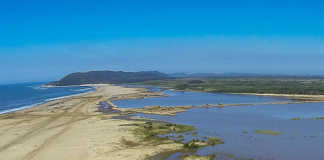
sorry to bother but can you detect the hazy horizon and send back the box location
[1,1,324,84]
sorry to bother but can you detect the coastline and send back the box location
[0,84,181,160]
[2,84,324,160]
[0,85,96,115]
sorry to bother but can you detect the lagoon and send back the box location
[115,86,324,160]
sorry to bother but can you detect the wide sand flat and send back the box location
[0,84,177,160]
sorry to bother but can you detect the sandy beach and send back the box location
[0,84,180,160]
[2,84,324,160]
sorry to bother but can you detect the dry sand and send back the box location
[0,84,179,160]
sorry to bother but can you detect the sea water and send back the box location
[0,82,94,114]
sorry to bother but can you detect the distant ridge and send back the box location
[50,70,324,86]
[169,72,324,78]
[49,70,169,86]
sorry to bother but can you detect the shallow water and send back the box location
[114,87,285,108]
[116,86,324,160]
[142,104,324,160]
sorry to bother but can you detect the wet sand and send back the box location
[0,84,179,160]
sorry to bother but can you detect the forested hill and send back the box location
[48,71,170,86]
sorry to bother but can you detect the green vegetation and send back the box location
[242,130,249,134]
[315,117,324,120]
[307,117,324,120]
[178,152,256,160]
[206,137,224,146]
[182,136,224,152]
[133,122,196,142]
[255,129,282,136]
[49,70,170,86]
[179,153,217,160]
[140,78,324,95]
[137,122,226,160]
[291,117,302,120]
[183,139,201,152]
[291,117,324,120]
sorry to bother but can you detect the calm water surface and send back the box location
[114,87,286,108]
[115,86,324,160]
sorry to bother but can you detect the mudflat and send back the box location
[0,84,178,160]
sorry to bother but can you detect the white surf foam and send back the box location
[0,87,95,115]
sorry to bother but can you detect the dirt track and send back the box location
[0,84,179,160]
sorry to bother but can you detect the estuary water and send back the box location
[114,86,324,160]
[0,82,94,114]
[114,86,285,108]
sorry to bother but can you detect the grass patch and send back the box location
[133,122,225,160]
[315,117,324,120]
[133,122,196,142]
[255,129,282,136]
[182,136,224,152]
[179,153,217,160]
[206,137,224,146]
[291,117,324,120]
[138,78,324,95]
[291,117,302,120]
[183,139,201,152]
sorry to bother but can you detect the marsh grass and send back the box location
[315,117,324,120]
[291,117,301,120]
[133,122,225,160]
[182,136,224,152]
[255,129,282,136]
[183,139,201,152]
[291,117,324,120]
[133,122,196,142]
[179,153,217,160]
[206,137,224,146]
[242,130,249,134]
[139,78,324,95]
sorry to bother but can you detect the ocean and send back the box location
[0,82,94,114]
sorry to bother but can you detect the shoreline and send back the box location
[0,84,183,160]
[162,87,324,102]
[231,92,324,102]
[166,87,324,102]
[2,84,324,159]
[0,85,96,115]
[4,83,323,117]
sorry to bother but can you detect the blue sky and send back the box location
[1,0,324,84]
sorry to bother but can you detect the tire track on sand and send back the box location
[23,98,99,160]
[0,119,34,136]
[0,101,84,153]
